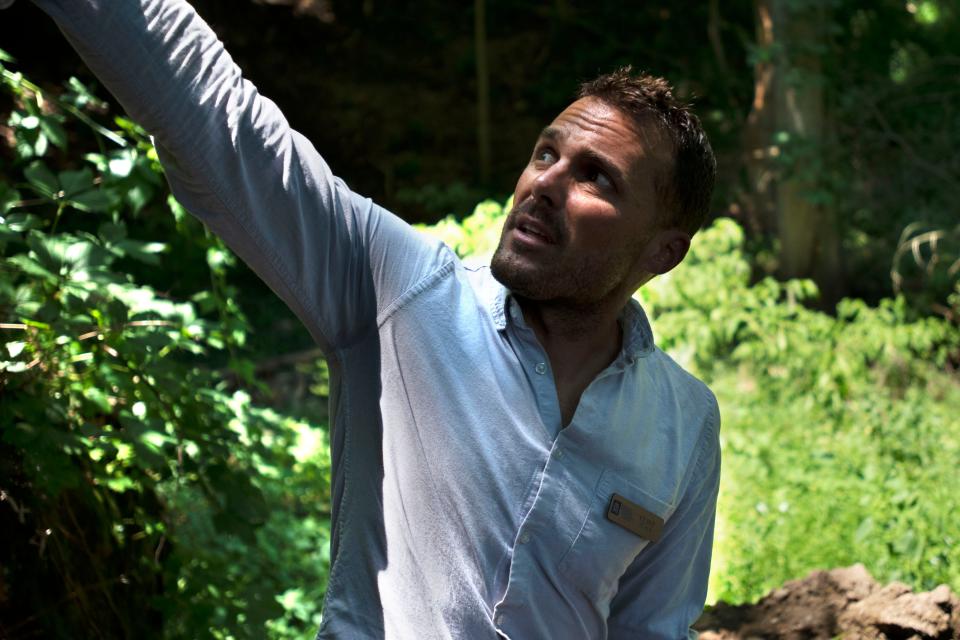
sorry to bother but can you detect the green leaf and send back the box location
[107,155,134,178]
[84,387,112,413]
[4,341,26,358]
[0,183,20,213]
[65,76,104,110]
[853,517,874,543]
[68,189,116,213]
[19,115,40,130]
[98,221,127,244]
[0,48,14,63]
[39,116,67,150]
[83,152,108,172]
[58,169,94,198]
[13,135,36,162]
[105,476,137,492]
[7,254,56,281]
[0,360,32,373]
[24,232,101,275]
[167,194,188,225]
[125,183,153,214]
[115,240,166,265]
[23,161,58,198]
[32,132,48,157]
[2,212,41,232]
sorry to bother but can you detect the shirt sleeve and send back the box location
[32,0,450,353]
[606,400,721,640]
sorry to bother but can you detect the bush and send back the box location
[0,52,329,639]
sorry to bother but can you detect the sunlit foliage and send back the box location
[1,52,330,639]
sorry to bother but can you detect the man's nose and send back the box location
[530,161,567,208]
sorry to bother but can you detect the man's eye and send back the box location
[534,148,557,163]
[585,167,613,190]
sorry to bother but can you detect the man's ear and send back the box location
[642,229,691,275]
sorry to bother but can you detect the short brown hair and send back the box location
[578,67,716,235]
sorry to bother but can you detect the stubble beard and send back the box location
[490,230,635,309]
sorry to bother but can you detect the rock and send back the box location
[695,565,960,640]
[839,580,960,640]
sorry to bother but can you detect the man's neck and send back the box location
[517,296,626,426]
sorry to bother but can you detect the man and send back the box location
[24,0,720,638]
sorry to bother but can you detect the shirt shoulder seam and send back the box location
[376,257,458,328]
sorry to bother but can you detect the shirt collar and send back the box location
[489,279,655,360]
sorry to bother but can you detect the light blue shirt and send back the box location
[32,1,721,638]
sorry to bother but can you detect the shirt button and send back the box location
[534,362,547,375]
[496,613,504,625]
[519,532,531,544]
[554,448,564,459]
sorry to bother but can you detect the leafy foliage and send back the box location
[0,52,329,639]
[639,220,960,602]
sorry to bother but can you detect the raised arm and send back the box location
[30,0,449,352]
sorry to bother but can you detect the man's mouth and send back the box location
[512,211,559,247]
[517,221,551,242]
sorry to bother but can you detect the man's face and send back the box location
[491,96,675,307]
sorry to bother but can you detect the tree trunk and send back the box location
[741,0,843,303]
[474,0,491,186]
[740,0,777,238]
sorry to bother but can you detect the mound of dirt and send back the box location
[694,564,960,639]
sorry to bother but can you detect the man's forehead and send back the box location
[542,97,671,171]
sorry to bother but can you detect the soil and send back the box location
[694,565,960,639]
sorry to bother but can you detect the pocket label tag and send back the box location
[606,493,664,542]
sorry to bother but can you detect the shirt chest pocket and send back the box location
[558,469,672,604]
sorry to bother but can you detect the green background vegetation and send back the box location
[1,0,959,637]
